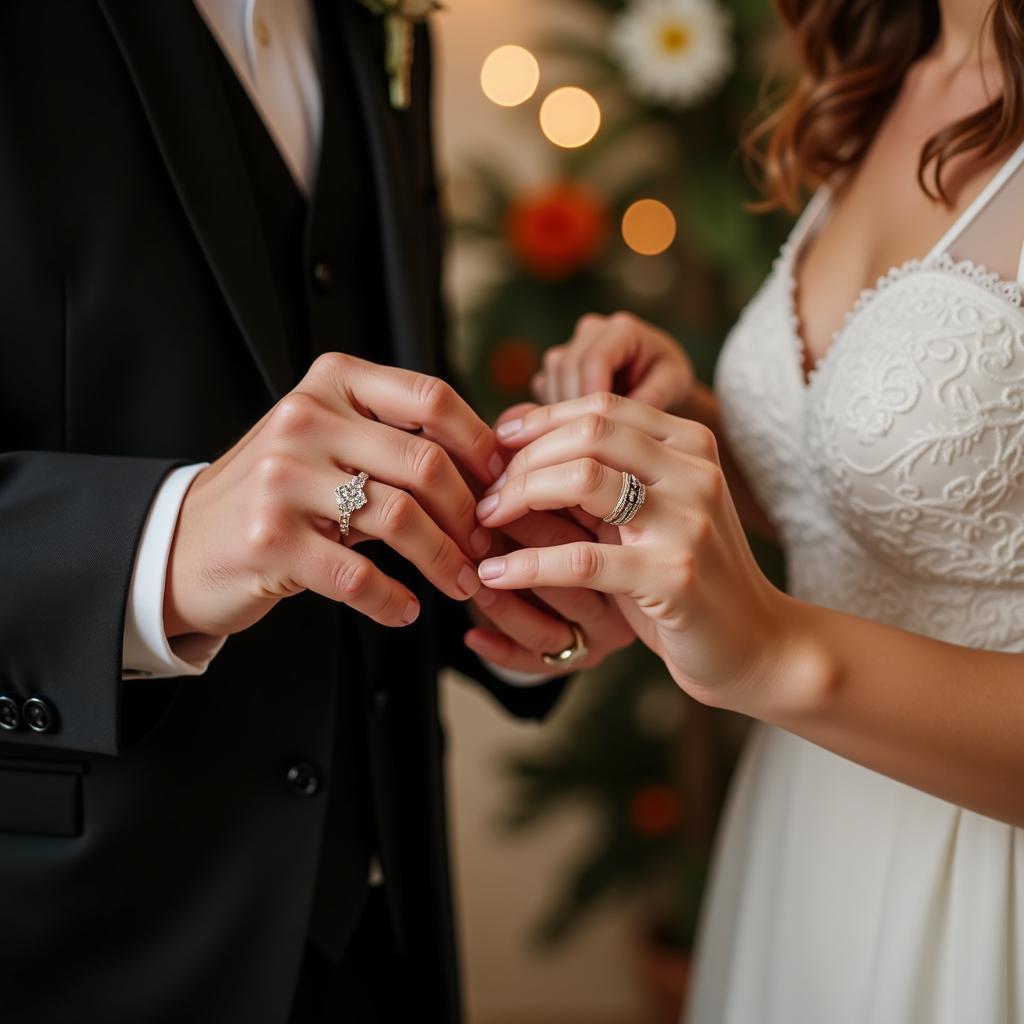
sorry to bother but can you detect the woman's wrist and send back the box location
[733,593,842,725]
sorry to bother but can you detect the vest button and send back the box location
[23,696,56,734]
[312,260,333,292]
[0,695,21,732]
[285,760,322,797]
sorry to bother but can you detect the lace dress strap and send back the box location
[933,140,1024,286]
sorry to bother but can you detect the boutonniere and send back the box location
[358,0,443,110]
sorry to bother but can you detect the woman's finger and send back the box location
[538,346,564,404]
[477,459,650,528]
[496,415,673,486]
[496,392,718,464]
[298,470,481,602]
[478,541,639,596]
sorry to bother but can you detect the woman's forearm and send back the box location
[763,596,1024,828]
[683,382,777,541]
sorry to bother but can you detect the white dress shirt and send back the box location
[121,0,546,688]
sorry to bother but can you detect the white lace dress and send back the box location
[686,145,1024,1023]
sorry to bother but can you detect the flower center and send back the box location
[659,21,691,54]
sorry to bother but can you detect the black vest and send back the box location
[211,4,391,963]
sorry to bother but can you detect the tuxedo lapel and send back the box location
[338,4,431,374]
[96,0,294,400]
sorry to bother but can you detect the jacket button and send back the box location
[311,260,333,292]
[285,761,322,797]
[374,688,389,714]
[0,695,21,732]
[22,696,56,734]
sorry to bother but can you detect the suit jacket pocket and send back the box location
[0,755,85,837]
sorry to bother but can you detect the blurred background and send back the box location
[435,2,792,1021]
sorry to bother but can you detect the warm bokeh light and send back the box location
[539,87,601,149]
[622,199,677,255]
[481,45,540,107]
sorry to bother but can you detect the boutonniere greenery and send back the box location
[358,0,443,110]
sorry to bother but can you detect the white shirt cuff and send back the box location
[122,463,227,679]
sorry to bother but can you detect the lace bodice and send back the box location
[715,144,1024,652]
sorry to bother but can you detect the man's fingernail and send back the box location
[474,586,496,608]
[485,471,507,495]
[496,419,522,440]
[402,599,420,625]
[458,564,481,598]
[471,527,491,557]
[476,493,499,520]
[488,452,505,479]
[478,557,506,581]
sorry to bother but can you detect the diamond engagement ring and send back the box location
[603,471,646,527]
[334,472,369,539]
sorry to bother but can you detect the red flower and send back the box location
[505,182,608,280]
[489,337,540,395]
[629,784,683,837]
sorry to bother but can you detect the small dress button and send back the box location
[0,695,21,732]
[22,696,56,734]
[374,689,389,714]
[311,260,333,292]
[285,760,322,797]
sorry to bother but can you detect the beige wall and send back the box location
[434,4,650,1022]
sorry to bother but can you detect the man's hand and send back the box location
[464,510,635,677]
[163,353,503,639]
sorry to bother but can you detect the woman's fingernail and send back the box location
[488,452,505,479]
[458,564,481,598]
[478,557,506,581]
[471,527,491,557]
[402,599,420,625]
[474,586,496,608]
[476,493,499,520]
[496,419,523,440]
[485,471,507,495]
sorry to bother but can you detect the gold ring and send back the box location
[541,621,588,667]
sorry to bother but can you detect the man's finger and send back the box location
[305,353,502,484]
[297,533,421,627]
[302,472,481,602]
[464,626,556,675]
[327,419,490,559]
[471,586,575,657]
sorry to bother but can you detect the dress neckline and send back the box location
[786,139,1024,390]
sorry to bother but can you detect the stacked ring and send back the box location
[603,471,646,527]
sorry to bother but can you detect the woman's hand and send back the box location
[465,510,635,677]
[532,312,695,416]
[478,393,796,713]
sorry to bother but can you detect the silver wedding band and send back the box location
[541,621,588,668]
[603,471,646,527]
[335,472,370,539]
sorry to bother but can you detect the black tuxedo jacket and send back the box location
[0,3,563,1021]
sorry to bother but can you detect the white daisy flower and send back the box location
[610,0,734,109]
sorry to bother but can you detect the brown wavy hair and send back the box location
[746,0,1024,211]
